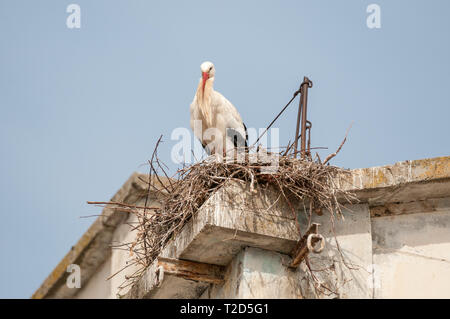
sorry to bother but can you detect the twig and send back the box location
[86,201,160,210]
[322,122,353,165]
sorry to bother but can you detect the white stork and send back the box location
[190,61,248,157]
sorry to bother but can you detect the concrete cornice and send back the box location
[337,156,450,206]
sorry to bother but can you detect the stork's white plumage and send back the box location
[190,61,247,156]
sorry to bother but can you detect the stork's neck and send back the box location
[196,76,214,100]
[196,77,214,126]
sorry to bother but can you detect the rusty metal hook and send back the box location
[307,233,325,254]
[301,78,313,89]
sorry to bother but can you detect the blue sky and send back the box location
[0,0,449,298]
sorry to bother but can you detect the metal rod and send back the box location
[306,120,312,159]
[300,77,311,159]
[293,77,313,158]
[293,88,303,157]
[252,92,300,148]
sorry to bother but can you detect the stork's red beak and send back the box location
[202,72,209,92]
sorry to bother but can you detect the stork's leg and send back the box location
[201,141,211,156]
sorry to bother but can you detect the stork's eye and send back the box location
[209,66,213,71]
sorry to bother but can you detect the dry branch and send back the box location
[322,123,353,165]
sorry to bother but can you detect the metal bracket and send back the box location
[288,222,325,269]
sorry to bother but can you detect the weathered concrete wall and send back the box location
[298,204,374,299]
[371,204,450,298]
[199,204,373,299]
[75,255,112,298]
[200,247,302,299]
[75,212,141,299]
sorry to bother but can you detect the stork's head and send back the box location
[200,61,215,81]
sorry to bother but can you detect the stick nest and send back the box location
[97,141,356,296]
